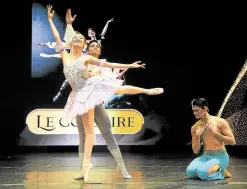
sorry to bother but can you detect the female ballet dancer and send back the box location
[54,9,114,101]
[47,5,163,182]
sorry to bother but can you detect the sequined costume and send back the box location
[61,57,123,122]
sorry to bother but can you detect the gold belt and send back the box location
[203,148,227,155]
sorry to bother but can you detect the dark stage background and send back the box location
[1,0,247,154]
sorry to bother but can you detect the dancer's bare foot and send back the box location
[146,88,164,95]
[223,169,232,178]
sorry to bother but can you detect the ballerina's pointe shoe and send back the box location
[147,88,164,95]
[82,160,92,183]
[74,160,93,181]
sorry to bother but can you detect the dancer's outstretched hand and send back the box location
[66,9,77,24]
[47,4,54,19]
[130,61,146,69]
[108,18,114,23]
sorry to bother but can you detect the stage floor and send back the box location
[0,151,246,189]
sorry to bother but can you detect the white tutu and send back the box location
[61,57,125,122]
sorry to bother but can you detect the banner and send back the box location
[26,109,144,135]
